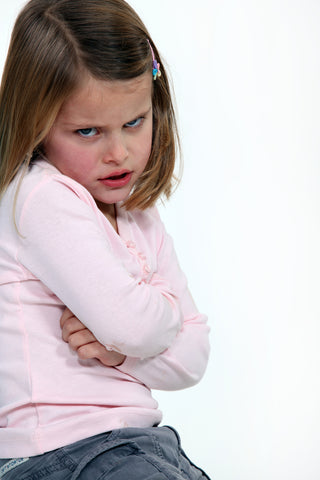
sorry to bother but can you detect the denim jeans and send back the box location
[0,426,211,479]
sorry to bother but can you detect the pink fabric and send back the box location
[0,160,210,458]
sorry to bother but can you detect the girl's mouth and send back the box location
[99,171,133,188]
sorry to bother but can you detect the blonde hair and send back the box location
[0,0,180,210]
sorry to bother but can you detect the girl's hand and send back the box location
[60,308,126,366]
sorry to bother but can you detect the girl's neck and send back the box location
[96,202,118,233]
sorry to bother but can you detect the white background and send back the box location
[2,1,320,479]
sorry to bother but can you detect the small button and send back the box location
[126,240,136,249]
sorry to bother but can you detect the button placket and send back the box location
[125,240,151,282]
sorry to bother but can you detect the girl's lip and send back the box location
[99,170,133,188]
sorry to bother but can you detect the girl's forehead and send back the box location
[58,72,153,122]
[71,72,152,103]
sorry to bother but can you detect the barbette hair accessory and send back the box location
[147,40,161,80]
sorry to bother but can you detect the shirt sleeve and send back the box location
[17,176,183,358]
[116,209,210,391]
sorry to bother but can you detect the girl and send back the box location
[0,0,210,478]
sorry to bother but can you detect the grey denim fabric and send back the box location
[0,426,211,479]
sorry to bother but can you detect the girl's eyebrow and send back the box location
[61,106,153,128]
[127,106,152,121]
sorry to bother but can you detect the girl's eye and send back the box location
[125,117,143,128]
[77,127,98,138]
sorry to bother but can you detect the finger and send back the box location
[67,329,97,351]
[61,317,87,342]
[78,342,126,366]
[98,350,126,367]
[60,307,75,329]
[77,341,105,360]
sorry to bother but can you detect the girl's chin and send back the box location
[94,191,131,208]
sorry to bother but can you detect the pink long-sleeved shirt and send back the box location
[0,160,210,458]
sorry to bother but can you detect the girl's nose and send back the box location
[102,132,129,164]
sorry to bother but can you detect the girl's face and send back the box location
[44,72,153,214]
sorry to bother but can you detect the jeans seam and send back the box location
[97,451,174,480]
[70,440,141,479]
[55,448,77,473]
[21,451,76,480]
[150,433,165,460]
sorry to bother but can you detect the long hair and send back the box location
[0,0,180,210]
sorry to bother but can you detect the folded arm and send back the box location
[59,207,210,390]
[60,307,126,366]
[17,176,183,358]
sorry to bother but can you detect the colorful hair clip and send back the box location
[147,39,161,81]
